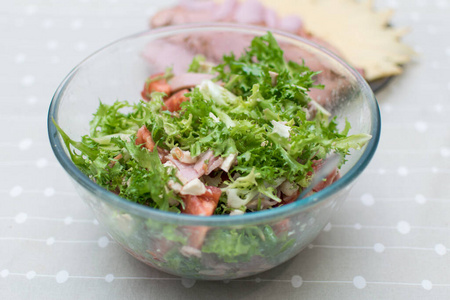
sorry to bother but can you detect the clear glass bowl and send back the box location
[48,23,380,280]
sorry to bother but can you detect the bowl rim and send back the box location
[48,23,381,226]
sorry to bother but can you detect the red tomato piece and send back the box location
[163,89,189,112]
[181,186,222,217]
[141,73,172,101]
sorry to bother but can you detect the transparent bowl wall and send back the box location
[48,24,380,280]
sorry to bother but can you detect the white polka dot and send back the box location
[71,19,83,30]
[381,104,392,113]
[27,96,38,104]
[434,244,447,256]
[415,121,428,133]
[353,276,366,289]
[181,278,196,288]
[93,219,99,225]
[373,243,385,253]
[56,270,69,283]
[397,221,411,234]
[15,53,26,64]
[414,194,427,204]
[47,40,59,50]
[255,277,261,283]
[19,138,33,150]
[15,213,28,224]
[434,104,443,113]
[378,168,386,175]
[50,56,60,64]
[422,279,432,290]
[21,75,35,87]
[440,147,450,157]
[75,42,87,52]
[397,167,409,176]
[44,187,55,197]
[26,271,36,280]
[46,237,55,245]
[361,193,374,206]
[97,236,109,248]
[25,5,38,15]
[64,216,73,225]
[1,269,9,278]
[291,275,303,288]
[410,12,421,21]
[323,222,332,232]
[10,186,23,197]
[105,274,114,283]
[354,223,362,230]
[42,19,54,29]
[36,158,48,168]
[432,167,439,174]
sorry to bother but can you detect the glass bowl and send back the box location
[48,23,380,280]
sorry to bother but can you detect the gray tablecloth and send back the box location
[1,0,449,299]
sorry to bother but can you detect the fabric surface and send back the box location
[1,0,449,299]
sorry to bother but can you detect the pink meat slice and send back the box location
[142,39,196,74]
[194,150,214,174]
[169,73,215,92]
[205,156,224,175]
[165,155,201,184]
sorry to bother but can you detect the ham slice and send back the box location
[165,155,200,184]
[169,73,215,92]
[194,150,214,174]
[205,156,224,175]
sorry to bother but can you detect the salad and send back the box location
[54,32,371,276]
[55,32,370,218]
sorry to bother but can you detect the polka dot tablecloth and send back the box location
[1,0,449,299]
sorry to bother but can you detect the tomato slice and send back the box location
[181,186,221,216]
[141,73,172,101]
[163,89,189,112]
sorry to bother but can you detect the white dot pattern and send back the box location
[353,276,366,289]
[1,0,449,298]
[56,270,69,283]
[181,278,196,288]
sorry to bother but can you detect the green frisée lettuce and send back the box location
[53,32,372,274]
[54,32,371,216]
